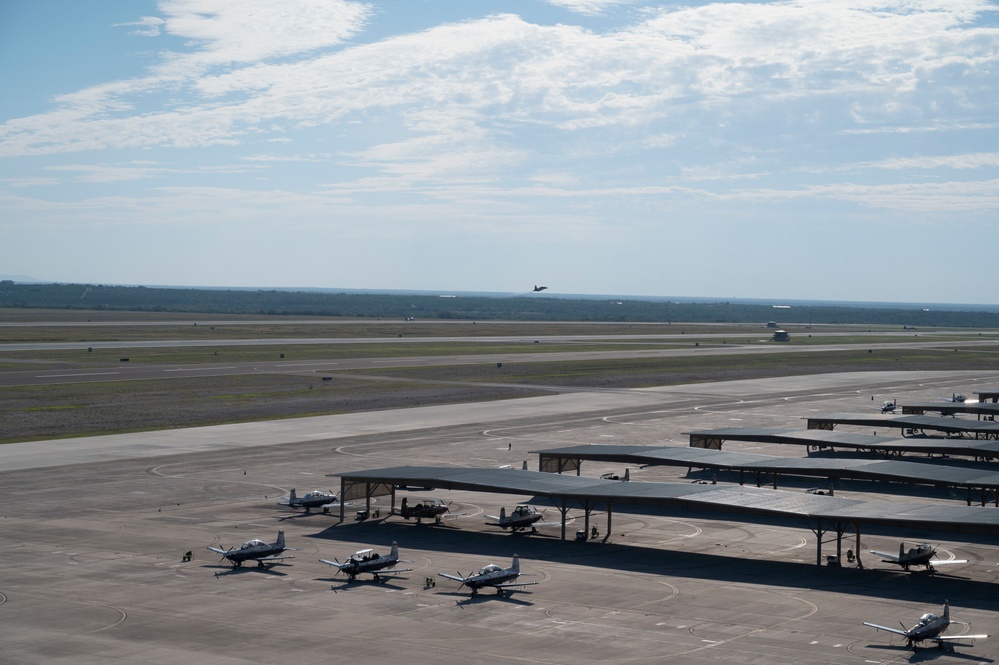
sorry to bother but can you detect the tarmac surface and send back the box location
[3,370,999,664]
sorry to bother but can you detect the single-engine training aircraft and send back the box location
[397,497,451,523]
[881,399,897,413]
[533,285,547,292]
[278,488,341,513]
[319,541,412,582]
[864,601,988,649]
[207,531,294,568]
[438,554,537,597]
[870,542,967,572]
[484,505,559,533]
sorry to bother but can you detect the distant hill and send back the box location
[2,281,999,328]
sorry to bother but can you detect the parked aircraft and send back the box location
[207,531,294,568]
[320,541,412,582]
[870,543,967,572]
[864,601,988,649]
[397,497,450,523]
[278,488,341,513]
[881,399,897,413]
[533,285,547,292]
[484,505,558,533]
[438,554,537,597]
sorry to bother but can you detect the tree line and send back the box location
[1,281,997,327]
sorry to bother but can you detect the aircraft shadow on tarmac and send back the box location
[207,564,291,578]
[327,578,408,592]
[865,643,995,663]
[448,592,534,608]
[306,522,999,611]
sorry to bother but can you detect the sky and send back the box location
[1,0,998,304]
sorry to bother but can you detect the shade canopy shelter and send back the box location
[689,426,999,457]
[535,443,999,505]
[804,413,999,439]
[335,466,999,568]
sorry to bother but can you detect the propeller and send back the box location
[218,547,234,565]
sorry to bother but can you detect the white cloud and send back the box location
[2,1,997,161]
[545,0,638,16]
[113,16,166,37]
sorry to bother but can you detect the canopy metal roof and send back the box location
[685,427,999,459]
[335,466,999,566]
[534,443,999,505]
[804,413,999,438]
[901,402,999,418]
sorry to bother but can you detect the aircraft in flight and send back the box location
[532,285,547,292]
[278,488,341,513]
[438,554,537,597]
[207,531,294,568]
[864,601,988,649]
[870,542,967,572]
[397,497,451,524]
[484,505,559,533]
[320,541,412,583]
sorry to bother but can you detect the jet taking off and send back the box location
[532,285,547,292]
[207,531,294,568]
[320,542,412,583]
[438,554,537,597]
[870,543,967,572]
[864,601,988,649]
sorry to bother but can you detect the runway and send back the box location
[3,370,998,664]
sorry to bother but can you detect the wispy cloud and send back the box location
[112,16,165,37]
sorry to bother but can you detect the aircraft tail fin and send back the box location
[276,531,286,549]
[289,488,298,504]
[943,600,950,621]
[511,554,520,573]
[500,507,507,520]
[899,543,905,560]
[390,541,398,558]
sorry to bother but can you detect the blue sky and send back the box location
[1,0,998,303]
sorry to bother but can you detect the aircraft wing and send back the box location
[930,559,968,566]
[375,566,413,576]
[206,546,230,555]
[256,555,294,563]
[869,550,900,562]
[493,581,539,589]
[438,572,470,583]
[319,559,346,569]
[936,634,989,642]
[863,622,909,637]
[484,515,502,523]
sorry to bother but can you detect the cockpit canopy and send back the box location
[241,539,267,549]
[479,564,503,575]
[917,613,939,626]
